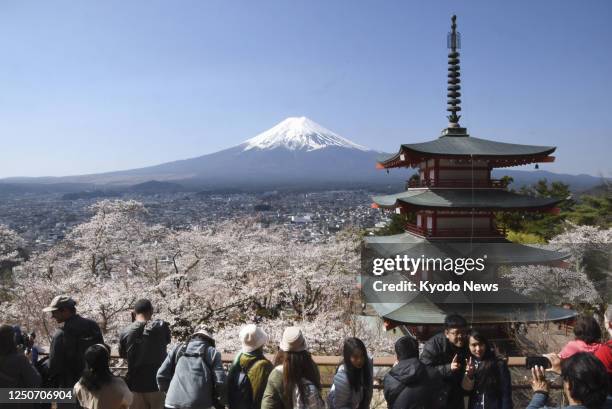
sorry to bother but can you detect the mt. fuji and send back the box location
[1,117,605,193]
[1,117,402,191]
[242,117,369,152]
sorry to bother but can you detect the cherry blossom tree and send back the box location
[503,225,611,307]
[0,224,24,265]
[3,200,394,354]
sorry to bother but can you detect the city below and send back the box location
[0,190,387,252]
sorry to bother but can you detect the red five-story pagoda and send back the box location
[364,15,575,340]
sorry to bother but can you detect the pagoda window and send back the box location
[416,214,422,227]
[426,216,433,231]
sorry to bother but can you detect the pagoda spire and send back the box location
[443,15,467,136]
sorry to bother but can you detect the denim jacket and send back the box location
[526,392,588,409]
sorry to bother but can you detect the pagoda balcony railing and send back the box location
[405,223,506,239]
[406,179,507,189]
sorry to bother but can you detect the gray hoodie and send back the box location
[157,338,227,409]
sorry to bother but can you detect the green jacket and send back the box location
[228,352,273,409]
[261,366,289,409]
[261,365,322,409]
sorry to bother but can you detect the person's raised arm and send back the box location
[420,342,458,379]
[461,356,474,391]
[526,366,550,409]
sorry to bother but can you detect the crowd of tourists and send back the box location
[1,295,612,409]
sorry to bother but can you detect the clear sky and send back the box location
[0,1,610,178]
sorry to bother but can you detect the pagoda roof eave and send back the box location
[377,136,556,169]
[372,189,562,210]
[363,233,570,265]
[370,301,576,325]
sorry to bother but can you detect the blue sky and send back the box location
[0,1,610,178]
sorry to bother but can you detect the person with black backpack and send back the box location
[119,299,171,409]
[226,324,273,409]
[157,326,227,409]
[43,295,104,407]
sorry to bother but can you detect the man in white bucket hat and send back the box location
[227,324,273,409]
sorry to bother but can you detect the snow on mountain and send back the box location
[242,116,370,152]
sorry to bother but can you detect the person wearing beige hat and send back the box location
[261,327,323,409]
[227,324,273,409]
[42,294,104,402]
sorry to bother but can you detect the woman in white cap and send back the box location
[226,324,273,409]
[157,326,226,409]
[261,327,323,409]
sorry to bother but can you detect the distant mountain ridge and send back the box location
[0,117,606,193]
[491,169,607,192]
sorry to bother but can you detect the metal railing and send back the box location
[95,353,553,390]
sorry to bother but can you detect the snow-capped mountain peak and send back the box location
[242,117,369,152]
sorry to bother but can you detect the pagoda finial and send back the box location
[446,14,462,129]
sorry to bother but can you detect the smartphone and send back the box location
[526,356,552,370]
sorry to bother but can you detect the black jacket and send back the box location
[419,332,468,409]
[48,314,103,388]
[466,358,512,409]
[119,319,171,392]
[0,352,43,409]
[383,357,443,409]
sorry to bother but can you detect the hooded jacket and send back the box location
[383,357,443,409]
[119,319,171,392]
[157,338,227,409]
